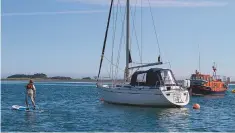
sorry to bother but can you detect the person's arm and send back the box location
[33,85,36,99]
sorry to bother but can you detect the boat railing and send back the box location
[212,75,227,82]
[190,75,228,83]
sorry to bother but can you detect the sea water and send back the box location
[1,81,235,132]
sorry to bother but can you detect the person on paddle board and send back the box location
[25,79,36,110]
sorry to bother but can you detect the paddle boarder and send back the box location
[25,79,36,110]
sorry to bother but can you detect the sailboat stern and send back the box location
[161,88,190,107]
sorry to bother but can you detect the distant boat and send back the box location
[188,63,228,96]
[96,0,190,107]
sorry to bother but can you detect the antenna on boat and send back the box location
[212,62,217,79]
[198,44,201,73]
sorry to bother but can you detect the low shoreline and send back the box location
[0,78,124,83]
[1,78,235,85]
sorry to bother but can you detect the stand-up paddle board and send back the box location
[12,105,28,110]
[12,105,39,111]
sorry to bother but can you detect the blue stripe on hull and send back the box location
[102,100,182,108]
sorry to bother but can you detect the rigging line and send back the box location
[147,0,162,60]
[114,5,126,81]
[104,56,125,73]
[130,0,138,20]
[111,0,121,81]
[128,0,139,76]
[128,0,138,77]
[97,0,114,81]
[114,31,124,81]
[130,9,141,62]
[106,63,112,78]
[110,2,114,82]
[130,0,141,62]
[131,0,141,51]
[129,0,138,77]
[141,0,143,64]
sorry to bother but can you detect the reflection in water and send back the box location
[155,108,190,132]
[157,108,190,119]
[204,94,225,99]
[100,103,191,131]
[24,111,36,125]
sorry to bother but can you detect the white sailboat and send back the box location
[96,0,190,107]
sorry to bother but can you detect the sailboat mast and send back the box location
[125,0,130,82]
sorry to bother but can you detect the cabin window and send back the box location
[136,73,146,86]
[137,73,146,82]
[191,75,196,80]
[130,69,177,87]
[160,70,176,85]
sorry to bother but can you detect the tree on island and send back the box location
[32,73,47,78]
[49,76,72,80]
[82,77,91,80]
[7,73,47,79]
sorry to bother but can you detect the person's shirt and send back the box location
[26,83,36,91]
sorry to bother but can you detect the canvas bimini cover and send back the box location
[130,68,164,86]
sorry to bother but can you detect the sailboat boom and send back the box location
[128,62,163,69]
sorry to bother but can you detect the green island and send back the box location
[1,73,121,83]
[1,73,91,82]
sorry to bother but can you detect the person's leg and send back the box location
[25,92,29,107]
[25,95,30,110]
[30,95,36,109]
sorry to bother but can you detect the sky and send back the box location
[1,0,235,80]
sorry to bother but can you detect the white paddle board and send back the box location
[12,105,44,112]
[12,105,33,111]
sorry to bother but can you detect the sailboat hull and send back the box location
[98,85,190,107]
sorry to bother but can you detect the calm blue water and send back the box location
[1,81,235,132]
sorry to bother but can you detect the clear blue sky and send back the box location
[1,0,235,79]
